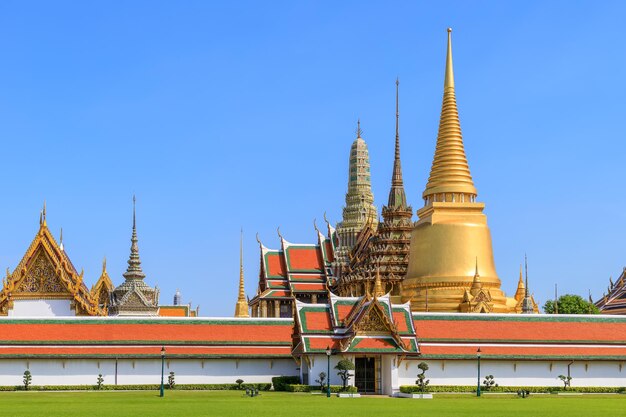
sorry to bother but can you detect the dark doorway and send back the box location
[355,357,376,393]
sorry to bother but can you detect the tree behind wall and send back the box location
[544,294,599,314]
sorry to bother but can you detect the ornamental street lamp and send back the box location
[325,345,332,398]
[476,347,481,397]
[160,346,166,397]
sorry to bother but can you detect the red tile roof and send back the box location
[0,318,294,358]
[413,313,626,360]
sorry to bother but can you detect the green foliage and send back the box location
[96,374,104,390]
[285,384,358,393]
[334,359,355,389]
[558,375,572,390]
[543,294,600,314]
[23,370,32,391]
[314,372,326,391]
[482,375,497,391]
[399,385,625,394]
[271,376,300,391]
[235,379,244,390]
[168,372,176,389]
[415,362,430,393]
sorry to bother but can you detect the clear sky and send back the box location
[0,1,624,315]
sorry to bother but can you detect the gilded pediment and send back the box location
[15,250,66,295]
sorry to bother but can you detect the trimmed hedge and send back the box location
[272,376,300,391]
[0,383,272,392]
[400,385,626,394]
[285,384,358,393]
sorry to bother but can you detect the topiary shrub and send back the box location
[415,362,430,393]
[23,370,32,391]
[271,376,300,391]
[96,374,104,390]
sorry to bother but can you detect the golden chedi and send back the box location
[402,29,516,313]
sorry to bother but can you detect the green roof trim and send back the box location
[411,314,626,324]
[299,306,333,334]
[0,340,291,346]
[0,319,293,326]
[420,354,626,361]
[0,354,294,359]
[284,245,323,273]
[419,338,626,345]
[263,251,286,279]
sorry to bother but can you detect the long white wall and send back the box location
[0,358,299,386]
[399,359,626,387]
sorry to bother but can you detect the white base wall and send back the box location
[0,358,298,386]
[399,359,626,387]
[8,300,73,317]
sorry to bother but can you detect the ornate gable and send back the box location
[355,303,393,334]
[0,216,103,316]
[15,250,65,294]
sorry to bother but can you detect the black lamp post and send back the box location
[325,345,332,398]
[160,346,166,397]
[476,347,481,397]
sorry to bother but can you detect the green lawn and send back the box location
[3,390,626,417]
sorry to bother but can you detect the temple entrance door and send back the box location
[355,357,376,394]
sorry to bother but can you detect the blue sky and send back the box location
[0,1,624,315]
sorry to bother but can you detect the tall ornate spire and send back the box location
[123,195,146,281]
[334,120,378,277]
[522,254,534,314]
[423,28,477,202]
[235,229,250,317]
[388,78,407,209]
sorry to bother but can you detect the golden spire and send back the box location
[423,28,477,201]
[514,264,525,301]
[470,257,482,296]
[59,228,64,251]
[102,256,107,273]
[235,229,250,318]
[373,263,384,298]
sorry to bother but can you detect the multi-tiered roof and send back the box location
[249,224,336,317]
[596,269,626,314]
[292,289,419,355]
[336,80,413,297]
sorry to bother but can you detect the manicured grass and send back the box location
[3,390,626,417]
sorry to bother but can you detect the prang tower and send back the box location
[334,121,378,278]
[402,29,514,313]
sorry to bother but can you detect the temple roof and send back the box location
[292,292,419,355]
[0,317,293,358]
[250,226,334,305]
[596,268,626,314]
[414,313,626,360]
[0,211,103,316]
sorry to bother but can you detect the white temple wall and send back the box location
[0,358,298,386]
[398,359,626,387]
[302,354,354,387]
[8,299,74,317]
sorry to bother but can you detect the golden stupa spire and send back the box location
[235,229,250,318]
[373,263,385,298]
[514,264,525,301]
[470,257,482,296]
[423,28,477,201]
